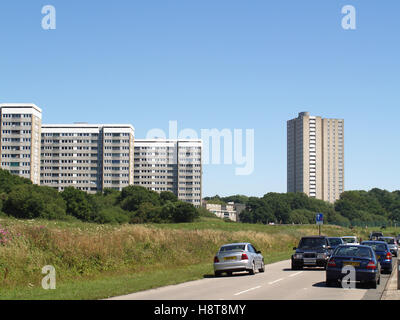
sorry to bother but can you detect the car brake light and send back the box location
[366,261,376,270]
[241,253,249,260]
[328,259,336,267]
[386,252,392,260]
[214,256,219,263]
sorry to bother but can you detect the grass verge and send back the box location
[0,251,292,300]
[0,216,397,299]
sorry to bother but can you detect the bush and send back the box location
[93,207,130,224]
[61,187,93,221]
[160,191,178,203]
[171,202,199,223]
[0,169,31,194]
[120,186,161,212]
[3,184,67,220]
[197,206,217,218]
[287,209,314,224]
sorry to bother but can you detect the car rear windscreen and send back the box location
[220,245,246,252]
[334,246,372,258]
[328,238,342,246]
[342,238,356,243]
[298,238,326,249]
[381,238,395,244]
[363,243,387,251]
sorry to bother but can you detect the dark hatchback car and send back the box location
[361,241,393,274]
[378,237,398,257]
[291,236,331,270]
[369,232,383,241]
[326,245,381,289]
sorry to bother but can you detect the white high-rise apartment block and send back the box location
[287,112,344,203]
[0,103,42,184]
[41,124,134,192]
[134,139,202,207]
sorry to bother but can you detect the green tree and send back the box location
[130,202,162,224]
[4,184,67,220]
[119,186,161,211]
[287,209,314,224]
[171,202,199,223]
[389,209,400,223]
[239,209,253,223]
[221,195,249,204]
[160,191,178,203]
[263,193,291,223]
[61,187,93,221]
[197,206,217,218]
[0,169,31,194]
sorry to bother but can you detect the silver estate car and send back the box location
[213,243,265,277]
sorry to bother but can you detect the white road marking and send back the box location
[268,278,284,285]
[234,286,262,296]
[289,271,303,277]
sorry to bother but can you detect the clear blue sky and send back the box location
[1,1,399,197]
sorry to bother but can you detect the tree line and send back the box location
[3,167,398,227]
[0,169,203,224]
[205,188,400,227]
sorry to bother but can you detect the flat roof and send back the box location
[135,139,202,142]
[0,103,42,113]
[42,124,135,130]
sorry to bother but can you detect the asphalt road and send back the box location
[108,259,392,300]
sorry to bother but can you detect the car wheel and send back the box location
[226,271,233,277]
[291,260,301,270]
[326,280,335,287]
[259,261,265,273]
[369,280,377,289]
[214,271,222,277]
[249,262,256,275]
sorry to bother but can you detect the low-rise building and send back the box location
[202,201,239,221]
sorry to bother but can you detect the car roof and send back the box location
[300,236,327,239]
[337,244,372,249]
[379,236,394,239]
[362,240,387,244]
[342,236,357,238]
[327,237,342,239]
[220,243,249,246]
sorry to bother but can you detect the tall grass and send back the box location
[0,217,391,293]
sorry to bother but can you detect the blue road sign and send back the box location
[316,213,324,225]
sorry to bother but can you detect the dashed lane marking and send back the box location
[234,286,262,296]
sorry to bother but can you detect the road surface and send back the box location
[108,259,391,300]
